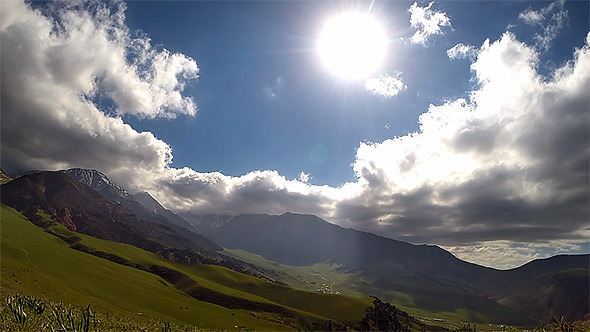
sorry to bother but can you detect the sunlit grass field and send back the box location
[0,205,373,330]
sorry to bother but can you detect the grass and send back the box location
[0,291,214,332]
[43,217,372,323]
[223,249,366,297]
[1,205,375,329]
[0,205,291,330]
[185,264,373,322]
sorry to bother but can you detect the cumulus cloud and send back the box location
[408,1,451,45]
[365,74,407,97]
[335,33,589,257]
[0,0,184,185]
[447,43,477,61]
[519,0,568,52]
[151,168,353,217]
[1,0,588,269]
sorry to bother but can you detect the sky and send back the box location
[1,0,588,269]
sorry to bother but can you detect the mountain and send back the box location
[495,255,590,321]
[61,168,130,202]
[193,212,506,284]
[132,191,192,230]
[61,168,215,251]
[62,168,193,230]
[506,254,590,279]
[0,171,221,255]
[498,268,589,321]
[180,212,232,232]
[193,212,589,324]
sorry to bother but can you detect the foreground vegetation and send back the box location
[451,319,590,332]
[0,291,207,332]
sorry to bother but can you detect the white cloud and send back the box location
[444,241,543,270]
[519,0,564,26]
[152,168,354,217]
[518,0,568,52]
[1,0,588,269]
[408,1,451,45]
[519,10,545,26]
[299,171,310,183]
[445,239,587,270]
[335,33,589,256]
[0,0,180,184]
[365,74,406,97]
[447,43,477,61]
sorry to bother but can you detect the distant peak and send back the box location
[61,168,130,199]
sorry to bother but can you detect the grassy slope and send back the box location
[0,205,289,330]
[1,205,373,328]
[46,217,372,323]
[186,264,373,321]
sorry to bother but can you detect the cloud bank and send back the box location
[1,0,588,269]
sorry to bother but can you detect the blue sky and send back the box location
[1,0,588,268]
[119,1,588,187]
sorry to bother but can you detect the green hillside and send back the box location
[1,205,287,330]
[0,205,388,330]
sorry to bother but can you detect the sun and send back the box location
[318,12,387,80]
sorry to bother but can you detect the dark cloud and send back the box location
[339,33,589,262]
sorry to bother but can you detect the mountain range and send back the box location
[186,212,589,323]
[1,168,588,329]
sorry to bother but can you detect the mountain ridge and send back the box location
[190,211,588,323]
[0,171,219,253]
